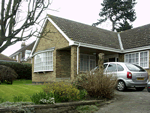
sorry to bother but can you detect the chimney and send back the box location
[21,41,26,48]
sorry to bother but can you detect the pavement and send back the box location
[95,88,150,113]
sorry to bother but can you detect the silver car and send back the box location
[93,62,149,91]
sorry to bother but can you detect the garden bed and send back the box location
[0,99,116,113]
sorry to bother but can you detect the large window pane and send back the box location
[80,54,96,72]
[34,51,53,72]
[124,51,148,68]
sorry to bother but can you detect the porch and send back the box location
[56,45,124,81]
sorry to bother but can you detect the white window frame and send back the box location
[25,50,31,60]
[80,54,96,72]
[16,55,18,62]
[33,48,54,72]
[124,51,149,69]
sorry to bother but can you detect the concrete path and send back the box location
[95,88,150,113]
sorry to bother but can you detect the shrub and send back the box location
[79,89,88,99]
[30,91,55,104]
[0,61,32,80]
[72,74,88,90]
[42,81,80,103]
[73,70,117,99]
[0,65,18,84]
[13,95,28,102]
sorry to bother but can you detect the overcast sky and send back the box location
[2,0,150,56]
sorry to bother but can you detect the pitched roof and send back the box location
[48,15,120,49]
[0,54,16,62]
[10,41,35,57]
[120,24,150,49]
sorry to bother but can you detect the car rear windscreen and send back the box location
[125,63,146,72]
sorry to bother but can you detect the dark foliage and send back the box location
[0,61,32,80]
[93,0,136,32]
[0,65,18,84]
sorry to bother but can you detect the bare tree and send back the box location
[0,0,52,53]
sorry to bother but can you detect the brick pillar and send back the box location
[118,53,124,62]
[18,53,21,63]
[71,45,79,80]
[98,53,104,73]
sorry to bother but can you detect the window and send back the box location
[125,63,145,72]
[124,51,149,68]
[104,64,108,69]
[16,55,18,61]
[34,51,53,72]
[80,54,96,72]
[117,64,124,71]
[106,64,117,72]
[25,50,31,59]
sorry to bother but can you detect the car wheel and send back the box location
[117,81,126,91]
[135,87,145,91]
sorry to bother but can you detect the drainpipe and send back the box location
[77,43,80,75]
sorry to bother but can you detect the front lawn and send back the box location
[0,79,46,103]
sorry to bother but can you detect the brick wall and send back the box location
[118,53,124,62]
[56,50,71,78]
[32,20,69,83]
[71,46,78,80]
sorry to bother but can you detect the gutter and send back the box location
[117,33,124,51]
[77,43,80,75]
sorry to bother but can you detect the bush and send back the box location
[79,89,88,99]
[30,91,55,104]
[72,74,88,90]
[0,61,32,80]
[13,95,28,102]
[72,70,117,99]
[42,81,80,103]
[0,65,18,84]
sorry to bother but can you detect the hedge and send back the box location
[0,61,32,80]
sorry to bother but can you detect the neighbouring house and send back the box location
[31,14,150,84]
[0,53,17,62]
[10,41,35,63]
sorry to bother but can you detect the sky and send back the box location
[2,0,150,56]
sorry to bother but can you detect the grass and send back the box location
[0,79,46,103]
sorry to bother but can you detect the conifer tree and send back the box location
[93,0,136,32]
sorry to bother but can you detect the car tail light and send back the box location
[127,72,132,79]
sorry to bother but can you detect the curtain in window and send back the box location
[80,54,96,72]
[124,51,148,68]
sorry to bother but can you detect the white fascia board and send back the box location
[32,47,55,57]
[123,46,150,53]
[10,52,21,57]
[30,38,40,58]
[30,17,48,57]
[47,18,74,46]
[74,41,122,53]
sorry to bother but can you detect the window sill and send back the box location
[143,67,149,70]
[34,70,53,73]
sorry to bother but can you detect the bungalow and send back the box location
[31,14,150,84]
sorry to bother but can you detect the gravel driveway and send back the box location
[95,88,150,113]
